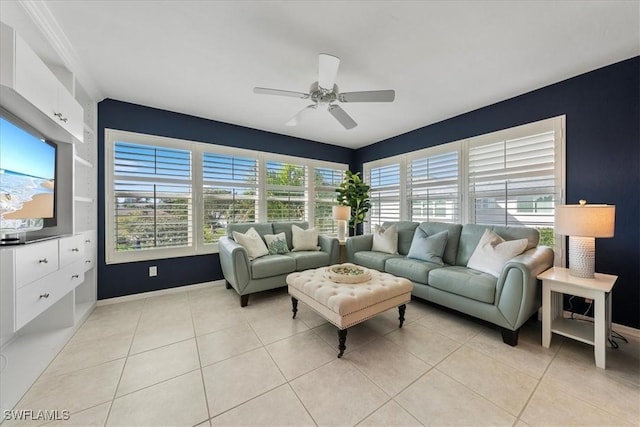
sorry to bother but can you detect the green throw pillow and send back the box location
[264,232,290,255]
[407,228,449,265]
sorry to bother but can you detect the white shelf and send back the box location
[551,317,594,345]
[83,122,95,135]
[74,154,93,168]
[74,196,94,203]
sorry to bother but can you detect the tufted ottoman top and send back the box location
[287,267,412,329]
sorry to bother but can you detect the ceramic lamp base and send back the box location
[568,236,595,278]
[337,220,347,243]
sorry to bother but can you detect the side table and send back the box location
[538,267,617,369]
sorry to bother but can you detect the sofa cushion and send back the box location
[372,224,398,254]
[428,266,497,304]
[232,227,269,260]
[264,232,290,255]
[383,221,419,255]
[251,254,296,279]
[292,225,320,251]
[407,229,449,265]
[467,229,528,277]
[414,222,463,265]
[286,251,330,271]
[353,251,403,272]
[385,257,443,284]
[273,221,308,250]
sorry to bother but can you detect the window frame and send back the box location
[105,129,348,264]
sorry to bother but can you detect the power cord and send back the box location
[566,303,627,349]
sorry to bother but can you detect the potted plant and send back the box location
[335,170,371,236]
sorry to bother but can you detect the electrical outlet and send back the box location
[149,266,157,277]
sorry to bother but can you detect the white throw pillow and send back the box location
[372,224,398,254]
[264,232,290,255]
[467,229,528,277]
[291,225,320,251]
[232,227,269,260]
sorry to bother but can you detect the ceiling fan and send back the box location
[253,54,395,130]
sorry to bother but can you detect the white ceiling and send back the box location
[3,1,639,149]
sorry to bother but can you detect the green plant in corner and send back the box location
[335,170,371,235]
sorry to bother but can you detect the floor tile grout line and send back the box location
[533,338,639,424]
[101,295,146,427]
[513,336,567,424]
[188,289,214,426]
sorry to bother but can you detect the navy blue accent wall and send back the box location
[355,57,640,329]
[97,99,354,300]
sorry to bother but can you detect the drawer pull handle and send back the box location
[38,258,49,264]
[85,260,91,264]
[72,248,80,252]
[39,293,50,299]
[85,240,91,243]
[72,274,79,279]
[53,112,68,123]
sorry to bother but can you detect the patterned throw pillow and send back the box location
[264,232,290,255]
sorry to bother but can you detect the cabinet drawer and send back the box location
[82,230,96,271]
[14,240,59,288]
[59,235,84,267]
[15,262,83,330]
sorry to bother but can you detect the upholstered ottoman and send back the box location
[286,266,413,357]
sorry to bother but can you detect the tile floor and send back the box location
[6,283,640,426]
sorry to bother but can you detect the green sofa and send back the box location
[346,221,554,345]
[219,222,339,307]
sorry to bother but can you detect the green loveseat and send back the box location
[346,221,554,345]
[219,222,339,307]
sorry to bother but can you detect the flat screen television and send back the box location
[0,116,57,239]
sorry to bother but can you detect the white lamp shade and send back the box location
[332,205,351,221]
[555,204,615,238]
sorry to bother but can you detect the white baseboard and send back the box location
[563,310,640,339]
[97,280,226,306]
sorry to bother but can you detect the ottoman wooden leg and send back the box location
[337,328,348,358]
[291,297,298,319]
[398,304,407,328]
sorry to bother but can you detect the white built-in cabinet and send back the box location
[0,22,97,415]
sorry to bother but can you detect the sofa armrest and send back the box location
[496,246,555,329]
[218,236,251,292]
[318,234,340,265]
[346,235,373,263]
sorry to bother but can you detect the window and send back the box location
[110,141,193,262]
[313,167,344,234]
[265,160,307,222]
[367,163,401,226]
[105,129,347,264]
[469,131,556,228]
[363,116,564,254]
[408,149,459,223]
[202,152,258,244]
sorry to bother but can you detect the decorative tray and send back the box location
[325,263,371,284]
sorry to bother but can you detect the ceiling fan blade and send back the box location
[328,105,357,130]
[254,87,309,99]
[285,104,317,126]
[318,54,340,90]
[338,90,395,103]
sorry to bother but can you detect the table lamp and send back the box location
[332,205,351,243]
[555,200,615,278]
